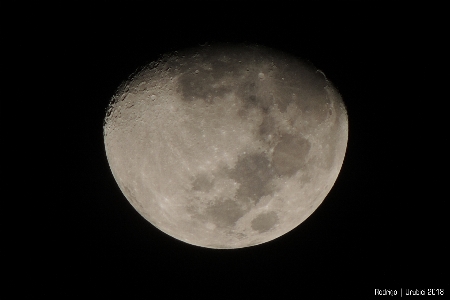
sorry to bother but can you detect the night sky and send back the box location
[33,2,446,298]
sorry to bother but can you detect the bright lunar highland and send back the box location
[104,44,348,249]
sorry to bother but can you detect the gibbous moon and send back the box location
[104,44,348,249]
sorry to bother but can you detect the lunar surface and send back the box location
[103,44,348,249]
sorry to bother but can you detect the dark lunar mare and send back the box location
[227,153,276,205]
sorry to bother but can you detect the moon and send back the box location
[103,44,348,249]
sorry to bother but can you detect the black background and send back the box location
[28,2,446,298]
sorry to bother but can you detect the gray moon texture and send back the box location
[103,44,348,249]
